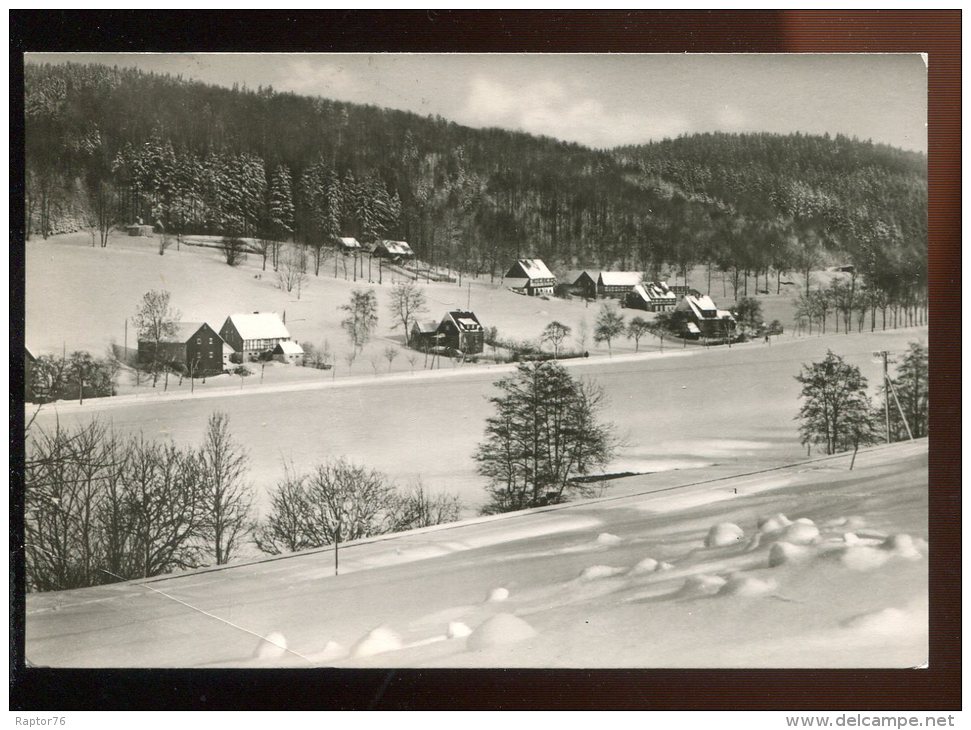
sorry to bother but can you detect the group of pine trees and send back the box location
[26,62,926,313]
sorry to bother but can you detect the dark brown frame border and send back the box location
[9,9,960,711]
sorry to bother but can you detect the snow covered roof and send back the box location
[632,281,677,302]
[686,322,701,334]
[683,295,719,318]
[226,312,291,340]
[599,271,642,287]
[445,310,483,331]
[157,322,209,343]
[716,309,736,321]
[570,270,600,285]
[274,341,304,355]
[338,237,361,249]
[380,240,414,256]
[509,258,554,281]
[413,319,439,334]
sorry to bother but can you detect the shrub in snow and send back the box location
[705,523,745,548]
[351,625,403,657]
[779,521,820,546]
[486,587,510,603]
[254,631,288,659]
[596,532,623,546]
[676,574,727,598]
[447,621,472,639]
[579,565,625,580]
[768,541,811,567]
[466,613,536,650]
[630,557,659,574]
[757,513,793,533]
[717,573,775,597]
[881,534,922,560]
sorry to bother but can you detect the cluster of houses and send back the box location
[137,312,304,376]
[336,237,416,263]
[503,259,737,338]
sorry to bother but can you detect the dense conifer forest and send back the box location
[24,62,926,309]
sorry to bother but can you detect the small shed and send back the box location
[337,236,362,252]
[273,340,305,366]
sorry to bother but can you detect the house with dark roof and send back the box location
[571,270,601,299]
[219,312,292,360]
[436,310,485,354]
[504,259,556,296]
[625,281,678,312]
[409,319,441,350]
[137,322,226,375]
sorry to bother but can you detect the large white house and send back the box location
[219,312,292,359]
[504,258,556,296]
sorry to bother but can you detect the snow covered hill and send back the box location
[25,440,927,668]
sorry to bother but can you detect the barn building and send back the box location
[137,322,226,376]
[436,310,485,354]
[597,271,643,299]
[219,312,292,360]
[504,259,556,296]
[625,281,678,312]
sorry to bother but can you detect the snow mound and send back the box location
[254,631,288,660]
[757,513,793,533]
[466,613,537,651]
[825,515,867,531]
[717,573,776,597]
[579,565,626,581]
[312,640,346,663]
[882,534,923,560]
[596,532,623,546]
[676,574,727,598]
[351,625,403,658]
[486,587,510,603]
[705,523,745,548]
[447,621,472,639]
[768,541,811,567]
[630,557,659,574]
[779,521,820,545]
[841,607,913,634]
[840,546,891,571]
[657,561,674,571]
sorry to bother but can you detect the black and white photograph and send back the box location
[16,26,945,690]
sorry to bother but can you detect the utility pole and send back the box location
[876,350,891,444]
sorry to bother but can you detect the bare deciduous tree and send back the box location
[277,243,308,295]
[541,321,571,359]
[388,281,427,338]
[198,413,254,565]
[220,236,248,266]
[383,346,398,372]
[340,289,379,352]
[131,289,181,387]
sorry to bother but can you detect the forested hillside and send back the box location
[24,62,926,305]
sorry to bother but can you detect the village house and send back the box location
[504,259,556,296]
[675,294,737,339]
[597,271,643,299]
[273,340,305,366]
[625,281,678,312]
[436,310,485,354]
[219,312,292,360]
[137,322,226,376]
[409,319,441,350]
[372,240,415,262]
[570,270,601,299]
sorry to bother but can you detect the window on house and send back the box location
[196,337,201,344]
[209,338,213,345]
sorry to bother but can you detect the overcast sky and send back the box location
[28,53,927,152]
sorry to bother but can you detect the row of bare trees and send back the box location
[25,412,252,591]
[25,411,463,592]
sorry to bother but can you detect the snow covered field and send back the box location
[25,440,928,668]
[30,323,928,513]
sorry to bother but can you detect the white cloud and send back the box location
[456,75,689,148]
[281,59,358,97]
